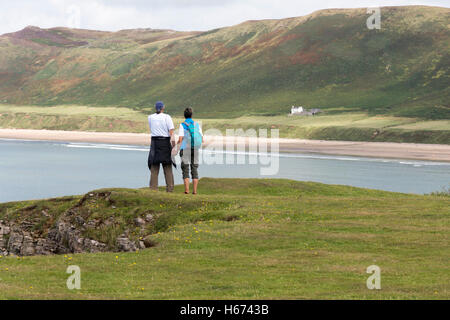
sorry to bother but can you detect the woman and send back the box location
[177,107,203,194]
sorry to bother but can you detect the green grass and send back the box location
[1,104,449,144]
[0,178,449,299]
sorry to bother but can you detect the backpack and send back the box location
[182,121,202,149]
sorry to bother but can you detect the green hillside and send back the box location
[0,6,448,119]
[0,178,449,299]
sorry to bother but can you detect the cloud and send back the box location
[0,0,448,34]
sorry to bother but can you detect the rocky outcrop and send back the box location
[0,219,142,257]
[0,192,156,257]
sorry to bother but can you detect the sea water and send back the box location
[0,139,449,202]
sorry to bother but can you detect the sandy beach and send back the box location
[1,128,449,162]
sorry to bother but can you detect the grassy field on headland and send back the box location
[0,105,449,144]
[0,178,448,299]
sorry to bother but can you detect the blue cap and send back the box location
[155,101,164,111]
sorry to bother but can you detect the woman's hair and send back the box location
[184,107,193,119]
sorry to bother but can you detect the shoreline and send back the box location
[1,128,450,162]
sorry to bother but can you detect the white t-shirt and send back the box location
[178,122,203,137]
[148,113,175,137]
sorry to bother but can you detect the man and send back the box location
[148,101,175,192]
[176,107,203,195]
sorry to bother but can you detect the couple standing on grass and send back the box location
[147,101,203,194]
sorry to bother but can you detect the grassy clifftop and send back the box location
[0,6,449,119]
[0,178,448,299]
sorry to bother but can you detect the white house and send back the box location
[291,106,304,114]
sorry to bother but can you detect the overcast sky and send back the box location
[0,0,448,34]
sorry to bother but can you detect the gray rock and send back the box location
[83,238,107,253]
[0,224,10,251]
[20,220,34,229]
[86,219,99,228]
[75,216,85,225]
[116,236,137,252]
[41,210,50,217]
[35,238,58,255]
[7,231,23,255]
[0,235,6,250]
[0,224,10,235]
[145,214,154,223]
[49,217,109,254]
[21,234,35,256]
[134,217,145,227]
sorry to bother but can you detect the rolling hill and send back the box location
[0,6,449,119]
